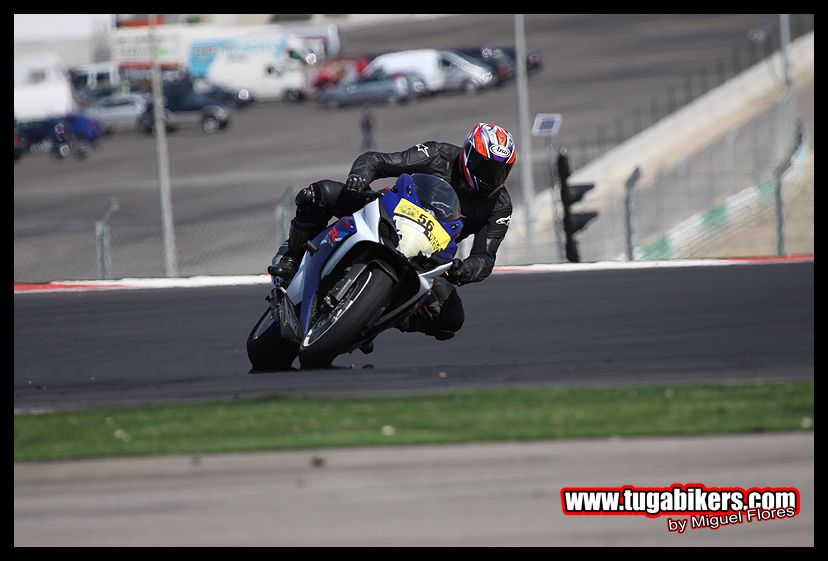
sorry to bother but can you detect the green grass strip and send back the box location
[14,380,813,462]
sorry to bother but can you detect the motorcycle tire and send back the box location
[246,306,299,371]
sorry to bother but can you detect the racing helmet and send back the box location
[460,123,516,197]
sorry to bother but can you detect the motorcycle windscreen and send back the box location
[409,173,462,220]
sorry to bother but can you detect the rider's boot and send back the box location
[394,304,455,341]
[267,223,317,282]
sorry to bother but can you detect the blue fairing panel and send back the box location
[299,216,357,333]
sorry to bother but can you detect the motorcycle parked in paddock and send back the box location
[247,173,464,370]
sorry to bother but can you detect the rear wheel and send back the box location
[247,305,299,371]
[298,263,394,369]
[201,116,220,134]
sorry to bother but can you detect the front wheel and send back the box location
[298,263,394,369]
[463,81,479,95]
[247,305,299,371]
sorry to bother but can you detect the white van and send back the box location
[191,31,317,101]
[69,62,121,91]
[14,53,76,120]
[364,49,494,94]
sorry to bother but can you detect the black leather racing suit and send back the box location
[285,141,513,339]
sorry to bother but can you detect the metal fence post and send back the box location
[624,167,642,261]
[274,205,286,242]
[275,185,295,242]
[149,15,178,278]
[773,121,803,257]
[96,197,120,280]
[514,14,536,246]
[774,175,786,257]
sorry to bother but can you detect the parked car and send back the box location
[495,46,543,74]
[450,47,517,84]
[83,93,151,133]
[364,49,495,95]
[14,120,52,155]
[139,90,231,134]
[399,71,430,98]
[316,68,411,109]
[192,78,255,109]
[14,115,101,160]
[64,113,104,144]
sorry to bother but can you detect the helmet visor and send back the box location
[466,147,512,193]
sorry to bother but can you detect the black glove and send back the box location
[344,174,370,191]
[445,258,470,286]
[339,185,380,208]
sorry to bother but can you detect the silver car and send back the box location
[82,94,151,133]
[317,70,411,109]
[438,51,495,95]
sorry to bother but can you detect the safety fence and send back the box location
[567,14,813,171]
[573,96,812,262]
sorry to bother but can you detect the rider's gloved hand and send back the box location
[446,258,471,286]
[344,174,370,191]
[339,175,380,208]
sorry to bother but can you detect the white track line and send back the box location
[13,257,813,294]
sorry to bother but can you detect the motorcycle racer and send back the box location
[269,122,516,340]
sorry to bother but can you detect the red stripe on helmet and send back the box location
[474,129,488,156]
[496,127,507,146]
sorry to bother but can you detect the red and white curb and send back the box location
[13,256,813,294]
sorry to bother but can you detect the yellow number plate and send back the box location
[393,198,451,253]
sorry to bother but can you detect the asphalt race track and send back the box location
[13,261,813,411]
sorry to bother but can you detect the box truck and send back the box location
[110,25,317,102]
[14,53,76,121]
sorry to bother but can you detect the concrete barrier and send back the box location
[497,32,814,265]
